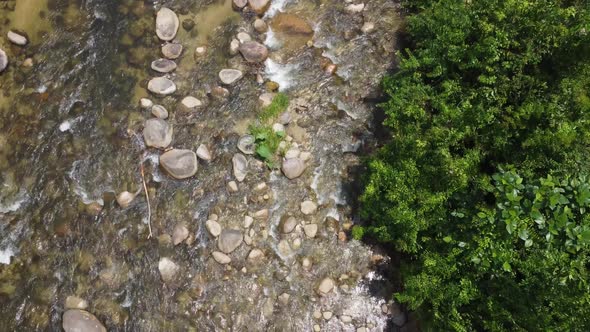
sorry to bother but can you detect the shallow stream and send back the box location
[0,0,402,330]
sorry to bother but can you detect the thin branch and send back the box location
[140,161,153,239]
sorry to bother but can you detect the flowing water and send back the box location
[0,0,402,330]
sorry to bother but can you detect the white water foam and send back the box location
[0,247,14,264]
[263,0,291,18]
[0,195,27,214]
[264,58,299,91]
[264,27,282,50]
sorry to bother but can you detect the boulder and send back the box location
[212,251,231,264]
[282,158,306,179]
[236,32,252,43]
[218,229,243,253]
[232,153,248,182]
[140,98,153,109]
[239,41,269,63]
[156,7,179,41]
[259,92,276,107]
[280,216,297,234]
[143,118,173,148]
[206,220,222,237]
[247,248,265,263]
[158,257,179,283]
[179,96,203,112]
[248,0,271,15]
[0,49,8,73]
[219,69,243,85]
[232,0,248,10]
[62,309,106,332]
[147,77,176,95]
[160,149,198,179]
[345,3,365,13]
[271,13,314,35]
[7,31,27,46]
[229,39,240,55]
[162,43,183,59]
[237,135,256,155]
[172,223,189,245]
[301,200,318,215]
[196,144,212,161]
[254,19,268,33]
[151,58,177,73]
[151,104,168,119]
[304,224,318,238]
[317,277,335,296]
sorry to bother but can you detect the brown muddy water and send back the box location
[0,0,404,331]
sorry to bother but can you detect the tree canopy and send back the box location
[358,0,590,330]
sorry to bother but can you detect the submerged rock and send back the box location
[162,43,183,59]
[116,191,138,208]
[218,229,243,254]
[248,0,271,15]
[160,149,198,179]
[271,13,314,35]
[7,31,27,46]
[147,77,176,95]
[65,296,89,310]
[143,118,173,148]
[237,135,256,155]
[62,309,106,332]
[158,257,179,283]
[239,41,269,63]
[156,7,180,41]
[0,49,7,73]
[232,153,248,182]
[219,69,243,85]
[151,58,177,73]
[282,158,306,179]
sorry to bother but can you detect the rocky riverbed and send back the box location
[0,0,407,331]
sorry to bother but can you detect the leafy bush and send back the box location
[360,0,590,330]
[249,93,289,167]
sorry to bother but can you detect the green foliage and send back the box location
[351,225,366,240]
[249,93,289,167]
[361,0,590,330]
